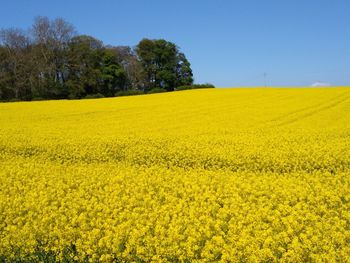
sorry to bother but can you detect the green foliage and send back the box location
[147,87,167,94]
[0,17,195,102]
[31,97,46,101]
[99,49,127,97]
[66,35,104,98]
[84,93,105,99]
[115,90,144,97]
[136,38,193,92]
[176,84,215,91]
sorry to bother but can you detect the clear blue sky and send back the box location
[1,0,350,87]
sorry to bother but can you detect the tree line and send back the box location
[0,16,212,101]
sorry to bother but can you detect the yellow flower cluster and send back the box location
[0,88,350,262]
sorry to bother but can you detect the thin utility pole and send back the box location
[263,72,267,88]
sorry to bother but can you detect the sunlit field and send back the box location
[1,88,350,262]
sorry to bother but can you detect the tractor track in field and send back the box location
[265,90,350,127]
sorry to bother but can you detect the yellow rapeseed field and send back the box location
[1,88,350,262]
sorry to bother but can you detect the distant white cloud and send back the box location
[310,82,331,87]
